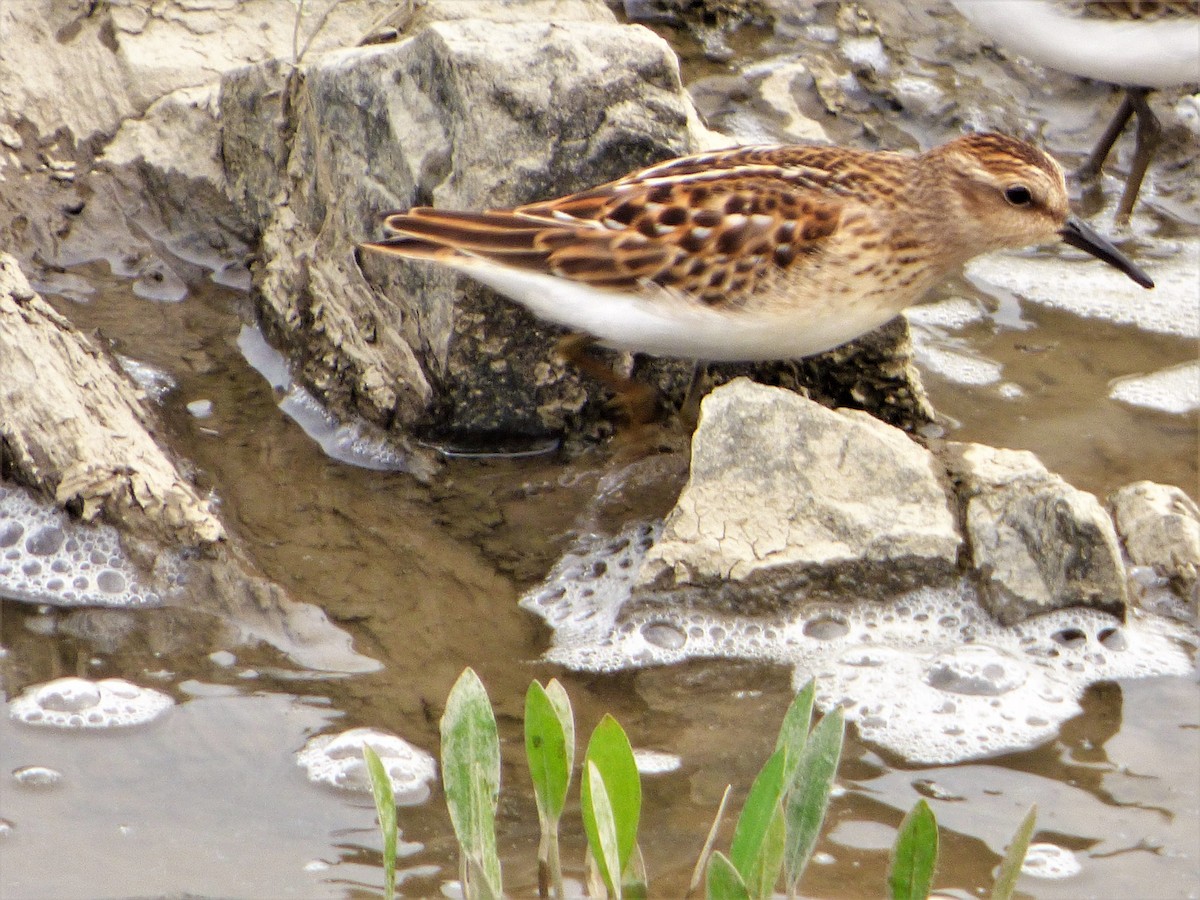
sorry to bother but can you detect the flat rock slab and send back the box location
[638,378,960,602]
[943,442,1128,624]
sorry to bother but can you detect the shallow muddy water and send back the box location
[1,234,1196,898]
[3,3,1200,895]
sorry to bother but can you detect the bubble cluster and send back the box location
[297,727,436,804]
[0,481,163,608]
[520,524,1195,765]
[10,677,173,729]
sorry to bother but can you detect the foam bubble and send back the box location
[1021,843,1082,880]
[905,297,987,331]
[0,481,166,608]
[10,677,173,729]
[520,525,1196,765]
[633,749,683,775]
[12,766,64,789]
[296,727,436,804]
[1109,361,1200,414]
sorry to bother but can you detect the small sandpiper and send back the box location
[360,133,1152,410]
[950,0,1200,221]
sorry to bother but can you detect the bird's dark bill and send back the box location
[1059,216,1154,289]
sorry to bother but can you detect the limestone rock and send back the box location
[0,0,395,143]
[222,15,698,436]
[1109,481,1200,606]
[942,442,1128,624]
[638,379,960,604]
[0,253,223,546]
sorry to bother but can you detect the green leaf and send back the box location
[783,707,844,890]
[889,799,939,900]
[583,758,623,899]
[362,744,397,900]
[745,801,786,900]
[706,851,751,900]
[525,679,574,823]
[992,805,1037,900]
[729,750,786,884]
[775,679,815,786]
[440,668,502,898]
[584,714,642,877]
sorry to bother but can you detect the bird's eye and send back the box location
[1004,185,1033,207]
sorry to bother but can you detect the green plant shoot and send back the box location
[706,850,751,900]
[992,805,1037,900]
[783,706,844,894]
[525,679,575,897]
[362,744,397,900]
[584,758,624,899]
[440,668,503,899]
[729,749,788,899]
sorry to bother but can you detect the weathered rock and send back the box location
[1109,481,1200,607]
[0,0,395,144]
[217,0,931,446]
[942,442,1128,624]
[637,379,960,605]
[0,253,223,546]
[222,11,700,438]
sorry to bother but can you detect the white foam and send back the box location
[296,727,436,804]
[905,297,987,331]
[1109,361,1200,414]
[1021,843,1082,880]
[633,749,683,775]
[520,526,1195,765]
[0,481,168,608]
[965,240,1200,340]
[10,677,173,729]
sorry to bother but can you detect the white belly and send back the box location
[450,258,906,362]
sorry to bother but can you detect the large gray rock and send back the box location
[637,379,961,603]
[943,443,1128,624]
[1109,481,1200,608]
[221,10,699,437]
[219,1,933,444]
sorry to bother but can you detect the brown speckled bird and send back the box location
[360,133,1152,370]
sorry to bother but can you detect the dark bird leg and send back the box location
[1115,88,1161,223]
[1077,87,1160,222]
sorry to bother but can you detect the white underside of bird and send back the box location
[441,256,900,362]
[949,0,1200,87]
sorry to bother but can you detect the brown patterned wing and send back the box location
[368,154,848,307]
[518,169,846,307]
